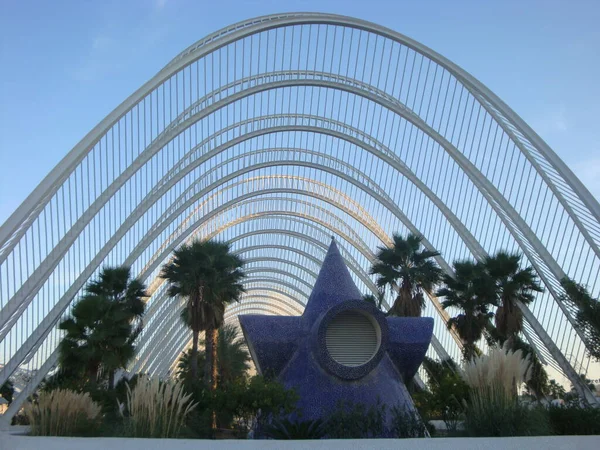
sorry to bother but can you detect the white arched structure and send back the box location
[2,12,600,421]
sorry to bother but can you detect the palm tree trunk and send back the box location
[463,343,472,361]
[206,327,218,431]
[204,328,213,387]
[88,365,98,390]
[108,370,115,390]
[190,329,199,379]
[189,287,200,380]
[211,328,218,391]
[211,328,219,431]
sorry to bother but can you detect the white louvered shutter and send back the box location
[325,310,378,367]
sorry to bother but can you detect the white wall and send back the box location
[1,434,599,450]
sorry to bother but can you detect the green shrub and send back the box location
[547,404,600,435]
[215,375,298,433]
[464,396,550,437]
[25,389,102,436]
[390,406,428,438]
[179,375,298,438]
[324,400,386,438]
[264,418,326,439]
[415,357,468,433]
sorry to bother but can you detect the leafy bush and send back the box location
[120,376,197,438]
[264,418,326,439]
[464,396,550,437]
[547,404,600,435]
[390,406,428,438]
[25,389,101,436]
[215,375,298,434]
[416,357,468,432]
[324,400,386,438]
[179,375,298,438]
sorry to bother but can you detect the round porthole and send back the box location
[315,300,388,380]
[325,310,381,367]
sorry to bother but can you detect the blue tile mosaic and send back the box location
[239,240,433,432]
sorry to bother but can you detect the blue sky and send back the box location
[0,0,599,225]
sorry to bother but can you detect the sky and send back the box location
[0,0,599,225]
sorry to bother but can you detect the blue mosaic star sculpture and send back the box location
[239,239,433,425]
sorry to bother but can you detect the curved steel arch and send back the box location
[244,268,315,293]
[139,218,380,334]
[0,130,574,373]
[132,214,380,358]
[155,302,299,378]
[244,257,320,281]
[142,284,310,375]
[3,13,600,419]
[134,213,461,368]
[140,234,327,341]
[3,13,596,255]
[133,288,304,375]
[0,180,383,386]
[138,293,304,376]
[2,76,582,354]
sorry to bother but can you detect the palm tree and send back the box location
[560,277,600,361]
[483,251,543,345]
[370,233,443,317]
[161,240,245,388]
[176,323,251,386]
[511,335,548,400]
[572,373,597,393]
[58,267,146,389]
[437,261,495,361]
[362,289,385,311]
[547,379,566,400]
[1,379,14,404]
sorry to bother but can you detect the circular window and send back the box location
[325,310,380,367]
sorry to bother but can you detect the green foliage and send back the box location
[222,375,299,431]
[560,277,600,361]
[390,406,428,438]
[464,400,551,437]
[511,336,548,399]
[370,232,442,317]
[547,379,566,399]
[1,379,14,404]
[58,266,146,389]
[181,375,298,437]
[437,260,495,361]
[362,290,385,311]
[42,368,86,393]
[176,323,251,386]
[438,251,550,399]
[324,400,386,438]
[484,252,543,340]
[572,373,597,393]
[547,404,600,435]
[416,357,468,431]
[264,418,326,440]
[161,239,245,384]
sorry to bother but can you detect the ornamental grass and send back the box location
[461,343,549,436]
[462,342,531,395]
[120,376,197,438]
[25,389,101,436]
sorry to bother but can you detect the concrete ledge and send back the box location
[1,434,599,450]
